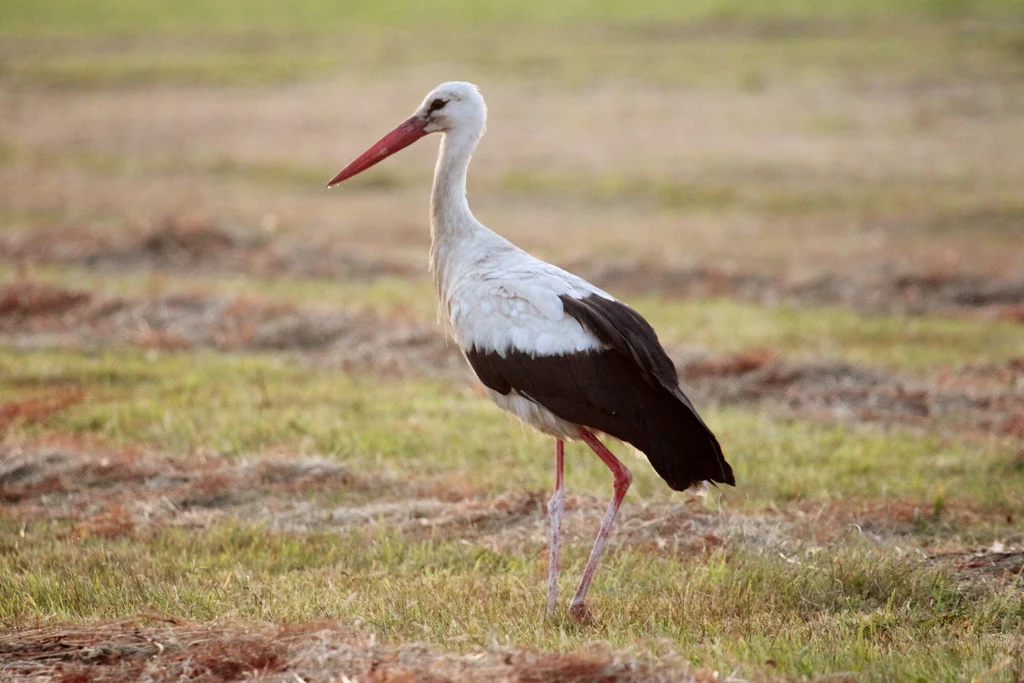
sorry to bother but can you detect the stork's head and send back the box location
[418,81,487,135]
[327,81,486,187]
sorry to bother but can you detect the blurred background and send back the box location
[2,5,1024,676]
[1,0,1021,288]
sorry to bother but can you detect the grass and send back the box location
[0,265,440,317]
[6,264,1020,374]
[2,346,1022,512]
[5,135,1023,250]
[3,26,1021,92]
[2,51,346,89]
[1,148,299,199]
[1,0,1023,679]
[639,296,1024,372]
[499,166,1024,224]
[8,136,1023,231]
[1,0,1020,37]
[2,516,1022,681]
[1,0,1021,91]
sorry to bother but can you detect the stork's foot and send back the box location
[544,577,559,619]
[568,600,593,624]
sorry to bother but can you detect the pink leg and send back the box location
[546,439,566,616]
[569,428,632,621]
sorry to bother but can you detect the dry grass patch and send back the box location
[930,546,1024,589]
[0,282,92,317]
[0,214,417,281]
[2,44,1023,278]
[0,281,462,376]
[5,218,1024,321]
[675,350,1024,439]
[0,389,86,430]
[2,439,1019,574]
[0,441,434,530]
[574,259,1024,319]
[0,618,732,683]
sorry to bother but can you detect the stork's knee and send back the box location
[547,487,566,516]
[614,466,633,497]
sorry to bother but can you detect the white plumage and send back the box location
[444,242,611,356]
[327,81,733,621]
[438,235,616,438]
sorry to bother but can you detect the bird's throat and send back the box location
[429,128,482,319]
[429,130,477,238]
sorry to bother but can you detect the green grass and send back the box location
[1,1,1022,678]
[0,265,441,318]
[0,146,303,195]
[2,51,345,89]
[2,516,1022,681]
[1,0,1021,90]
[2,347,1021,512]
[1,303,1021,680]
[638,296,1024,372]
[1,0,1021,37]
[0,141,412,195]
[4,25,1021,91]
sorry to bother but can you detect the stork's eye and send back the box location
[428,98,447,113]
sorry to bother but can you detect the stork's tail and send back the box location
[636,400,734,492]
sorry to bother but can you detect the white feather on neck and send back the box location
[429,124,486,336]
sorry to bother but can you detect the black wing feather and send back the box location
[559,294,678,387]
[463,293,734,490]
[559,294,710,422]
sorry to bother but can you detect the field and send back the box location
[1,0,1024,680]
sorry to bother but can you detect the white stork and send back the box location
[327,82,734,620]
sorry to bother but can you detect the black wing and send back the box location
[558,294,701,412]
[465,293,734,490]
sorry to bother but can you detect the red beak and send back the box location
[326,115,429,187]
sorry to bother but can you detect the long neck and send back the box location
[429,127,482,305]
[430,128,479,240]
